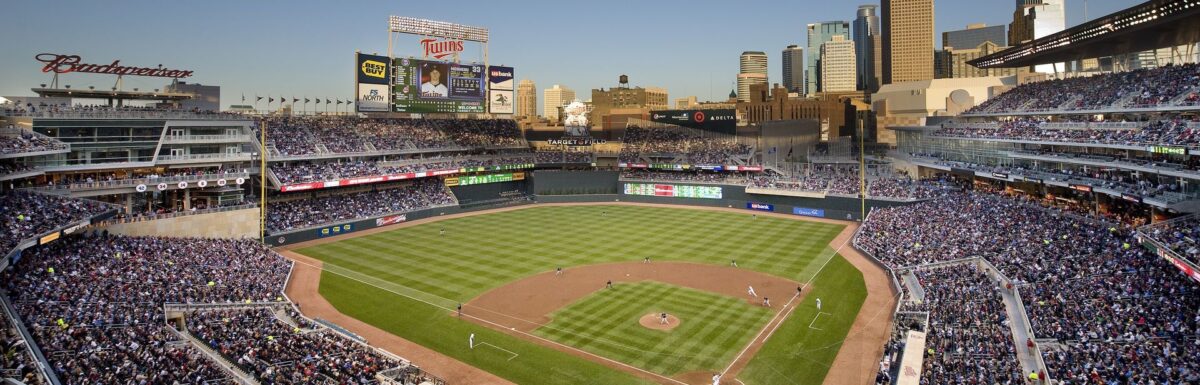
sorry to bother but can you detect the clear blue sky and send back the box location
[0,0,1134,113]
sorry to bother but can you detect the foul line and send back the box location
[475,341,519,361]
[719,228,854,378]
[286,257,689,385]
[808,312,831,330]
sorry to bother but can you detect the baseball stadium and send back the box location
[2,1,1200,385]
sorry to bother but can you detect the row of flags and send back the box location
[242,94,353,106]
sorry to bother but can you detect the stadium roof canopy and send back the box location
[970,0,1200,68]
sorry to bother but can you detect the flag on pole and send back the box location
[268,97,274,103]
[241,93,245,102]
[256,95,263,102]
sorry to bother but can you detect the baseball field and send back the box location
[283,203,887,385]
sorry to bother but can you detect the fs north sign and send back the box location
[36,53,193,78]
[420,38,465,59]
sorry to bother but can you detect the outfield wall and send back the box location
[270,176,919,246]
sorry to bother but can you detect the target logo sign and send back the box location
[693,111,705,123]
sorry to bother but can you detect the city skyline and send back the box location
[0,0,1134,114]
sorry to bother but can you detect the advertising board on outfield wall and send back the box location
[623,183,722,199]
[279,164,534,192]
[617,163,763,172]
[746,202,775,211]
[317,223,354,238]
[793,207,826,217]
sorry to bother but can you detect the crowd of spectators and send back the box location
[0,131,66,155]
[267,178,455,232]
[0,191,112,253]
[905,264,1025,384]
[1,234,292,385]
[965,63,1200,114]
[533,150,592,164]
[915,155,1186,201]
[935,118,1200,148]
[1,309,46,384]
[271,154,535,185]
[746,164,951,199]
[1146,216,1200,262]
[259,117,525,157]
[0,162,35,177]
[856,191,1200,382]
[620,126,751,164]
[186,308,401,384]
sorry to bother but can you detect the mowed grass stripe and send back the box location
[533,282,773,376]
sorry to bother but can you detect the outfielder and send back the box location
[469,333,475,349]
[816,297,822,311]
[747,285,758,298]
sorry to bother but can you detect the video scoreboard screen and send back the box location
[445,172,525,187]
[623,183,722,199]
[392,57,486,113]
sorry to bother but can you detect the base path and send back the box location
[282,251,515,385]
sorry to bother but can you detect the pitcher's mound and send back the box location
[639,313,680,331]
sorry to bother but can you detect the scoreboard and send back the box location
[623,183,723,199]
[392,57,486,113]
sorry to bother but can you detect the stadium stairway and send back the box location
[170,324,258,385]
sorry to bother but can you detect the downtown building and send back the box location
[820,36,857,93]
[517,79,537,118]
[543,84,575,123]
[807,21,850,95]
[782,45,805,94]
[737,51,768,103]
[853,5,882,92]
[1009,0,1066,74]
[881,0,935,84]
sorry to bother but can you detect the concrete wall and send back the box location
[99,208,261,239]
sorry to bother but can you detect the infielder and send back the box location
[555,266,563,276]
[712,373,721,385]
[747,285,758,298]
[660,312,668,325]
[730,259,738,267]
[762,297,771,307]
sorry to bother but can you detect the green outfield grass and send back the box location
[299,204,868,384]
[534,281,774,376]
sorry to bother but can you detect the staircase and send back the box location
[169,326,259,385]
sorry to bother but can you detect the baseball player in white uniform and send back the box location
[712,373,721,385]
[469,333,475,349]
[747,285,758,298]
[816,297,823,311]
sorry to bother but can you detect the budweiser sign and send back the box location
[420,38,465,59]
[36,53,194,78]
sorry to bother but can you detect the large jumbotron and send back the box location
[2,1,1200,385]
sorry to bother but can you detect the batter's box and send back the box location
[808,312,832,330]
[475,341,520,361]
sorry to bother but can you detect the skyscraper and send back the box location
[737,51,768,103]
[543,84,575,122]
[882,0,935,85]
[943,23,1006,50]
[517,79,537,118]
[853,5,881,91]
[782,45,805,94]
[1009,0,1065,74]
[820,36,857,93]
[807,21,850,95]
